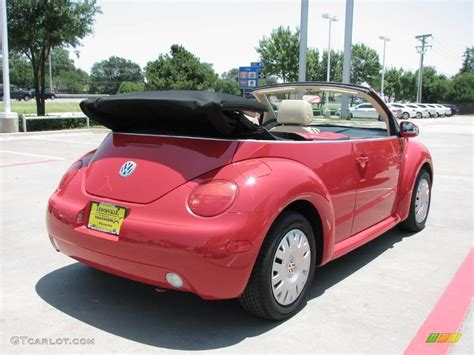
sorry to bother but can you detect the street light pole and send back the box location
[0,0,18,132]
[322,13,338,82]
[298,0,309,83]
[341,0,354,120]
[379,36,390,100]
[322,13,337,115]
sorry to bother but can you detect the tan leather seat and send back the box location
[270,100,318,134]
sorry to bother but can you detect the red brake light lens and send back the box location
[58,160,82,190]
[188,180,238,217]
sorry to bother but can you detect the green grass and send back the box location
[0,101,81,115]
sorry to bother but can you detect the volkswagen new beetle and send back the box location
[46,83,433,320]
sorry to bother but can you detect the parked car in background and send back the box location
[347,103,380,119]
[425,104,444,118]
[434,104,452,117]
[29,88,57,100]
[0,85,33,101]
[442,104,459,115]
[385,103,403,119]
[47,83,433,320]
[406,104,429,119]
[414,104,436,118]
[389,103,416,119]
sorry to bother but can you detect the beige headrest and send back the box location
[277,100,313,125]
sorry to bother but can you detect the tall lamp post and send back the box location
[379,35,390,100]
[322,13,337,116]
[0,0,18,132]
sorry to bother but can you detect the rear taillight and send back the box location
[58,160,82,190]
[188,180,238,217]
[57,151,95,191]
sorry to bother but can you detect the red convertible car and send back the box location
[46,83,432,320]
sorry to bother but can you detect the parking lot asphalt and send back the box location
[1,116,473,354]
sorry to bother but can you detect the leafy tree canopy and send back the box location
[90,56,143,94]
[117,81,146,94]
[351,43,381,86]
[215,78,241,95]
[144,45,218,90]
[460,46,474,74]
[8,0,100,115]
[256,26,300,83]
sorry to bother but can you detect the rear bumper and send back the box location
[47,192,273,300]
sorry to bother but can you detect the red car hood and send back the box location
[85,133,239,204]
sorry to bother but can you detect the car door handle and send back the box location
[356,155,369,167]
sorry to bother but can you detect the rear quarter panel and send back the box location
[231,140,358,264]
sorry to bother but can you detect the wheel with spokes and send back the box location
[399,169,431,232]
[239,211,316,320]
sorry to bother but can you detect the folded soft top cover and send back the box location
[80,90,271,138]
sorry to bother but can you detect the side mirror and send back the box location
[400,120,419,138]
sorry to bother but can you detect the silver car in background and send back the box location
[434,104,452,117]
[389,103,416,119]
[406,104,429,119]
[425,104,444,118]
[415,104,436,118]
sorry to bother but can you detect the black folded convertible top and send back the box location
[80,90,272,139]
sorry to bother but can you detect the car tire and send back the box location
[402,112,410,119]
[399,169,431,232]
[434,112,439,118]
[239,211,316,320]
[416,112,422,119]
[50,95,56,100]
[23,95,30,101]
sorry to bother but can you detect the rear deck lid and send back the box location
[85,133,239,204]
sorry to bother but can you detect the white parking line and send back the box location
[0,150,65,160]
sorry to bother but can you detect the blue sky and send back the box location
[71,0,473,77]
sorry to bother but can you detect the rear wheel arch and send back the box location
[280,200,324,266]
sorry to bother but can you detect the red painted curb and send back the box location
[0,159,61,168]
[404,248,473,355]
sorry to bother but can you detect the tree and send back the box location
[117,81,146,93]
[90,56,143,94]
[459,47,474,74]
[256,26,300,83]
[221,68,239,81]
[306,48,321,81]
[215,78,241,95]
[8,0,100,115]
[351,43,381,86]
[1,52,33,88]
[49,48,89,93]
[398,70,417,101]
[316,50,343,82]
[419,67,449,102]
[144,45,218,90]
[445,72,474,102]
[378,67,403,99]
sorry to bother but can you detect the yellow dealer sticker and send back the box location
[87,202,127,236]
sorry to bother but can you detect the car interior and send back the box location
[252,86,392,140]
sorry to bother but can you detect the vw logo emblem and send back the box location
[119,161,137,177]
